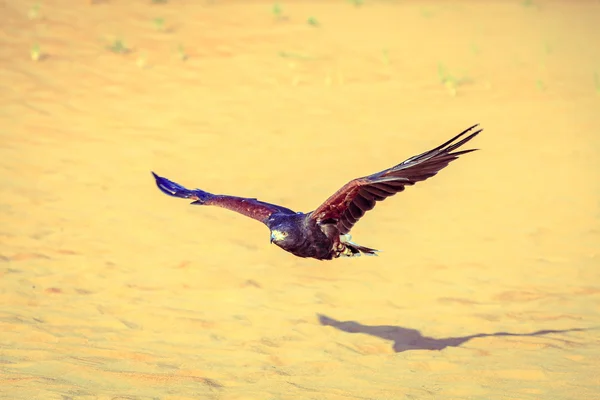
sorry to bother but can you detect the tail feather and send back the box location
[346,242,380,257]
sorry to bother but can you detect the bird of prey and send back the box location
[152,124,481,260]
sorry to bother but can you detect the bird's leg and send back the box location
[333,235,344,252]
[339,234,378,257]
[332,234,358,257]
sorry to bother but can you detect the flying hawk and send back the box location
[152,124,481,260]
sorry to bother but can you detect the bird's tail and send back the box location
[151,172,212,205]
[346,243,380,257]
[340,235,379,257]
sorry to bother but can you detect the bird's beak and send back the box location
[270,230,285,244]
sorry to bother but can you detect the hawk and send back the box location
[152,124,481,260]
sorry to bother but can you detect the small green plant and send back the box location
[307,16,319,26]
[437,63,465,96]
[348,0,364,6]
[28,3,40,19]
[177,44,188,61]
[521,0,540,9]
[153,17,165,31]
[470,43,480,56]
[107,38,130,54]
[151,0,168,3]
[30,43,42,61]
[420,7,434,18]
[272,3,283,18]
[381,48,390,65]
[594,71,600,95]
[278,51,314,60]
[536,79,546,91]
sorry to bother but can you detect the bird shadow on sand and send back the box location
[317,314,587,353]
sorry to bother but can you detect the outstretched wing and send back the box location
[152,172,296,224]
[310,124,482,234]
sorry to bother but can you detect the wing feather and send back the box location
[310,124,482,234]
[355,192,376,211]
[152,172,295,224]
[348,202,364,220]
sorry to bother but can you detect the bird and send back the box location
[152,124,482,260]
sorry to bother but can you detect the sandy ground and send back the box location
[1,0,599,399]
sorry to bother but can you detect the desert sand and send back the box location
[1,0,599,399]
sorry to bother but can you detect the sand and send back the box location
[1,0,599,399]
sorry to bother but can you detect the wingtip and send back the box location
[465,123,481,134]
[460,123,480,135]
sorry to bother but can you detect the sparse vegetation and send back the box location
[420,7,435,18]
[278,51,314,60]
[153,17,165,31]
[30,43,42,61]
[348,0,364,6]
[151,0,168,3]
[28,3,40,20]
[521,0,540,9]
[307,16,319,27]
[272,3,283,19]
[177,44,188,61]
[470,43,480,56]
[536,79,546,91]
[437,63,467,96]
[381,48,390,65]
[107,38,130,54]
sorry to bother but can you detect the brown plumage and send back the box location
[152,124,482,260]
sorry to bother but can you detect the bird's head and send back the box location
[269,225,300,250]
[267,214,304,251]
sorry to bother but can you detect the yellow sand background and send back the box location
[1,1,599,399]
